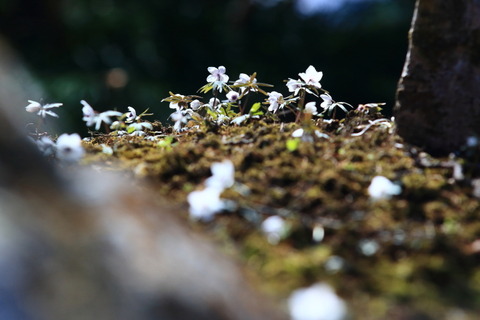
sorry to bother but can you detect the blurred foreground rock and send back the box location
[0,55,285,320]
[395,0,480,155]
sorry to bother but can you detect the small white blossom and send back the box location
[127,122,153,134]
[25,100,42,113]
[190,99,202,111]
[314,130,330,139]
[56,133,84,163]
[187,188,226,221]
[267,91,284,113]
[230,114,250,125]
[110,121,123,130]
[35,136,56,156]
[95,110,123,131]
[169,94,186,110]
[234,73,257,93]
[81,100,122,131]
[320,93,350,115]
[358,239,380,256]
[261,215,287,244]
[288,283,347,320]
[216,114,230,125]
[125,106,137,123]
[299,65,323,89]
[207,66,229,92]
[226,90,240,102]
[234,73,255,86]
[286,78,303,95]
[208,97,222,110]
[292,128,304,138]
[368,176,401,201]
[170,110,190,131]
[81,100,96,126]
[101,144,113,155]
[304,101,318,115]
[26,100,62,118]
[320,94,333,111]
[324,256,345,274]
[205,160,235,191]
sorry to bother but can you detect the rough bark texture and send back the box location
[395,0,480,155]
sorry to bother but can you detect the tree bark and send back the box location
[395,0,480,155]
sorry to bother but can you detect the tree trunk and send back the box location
[395,0,480,155]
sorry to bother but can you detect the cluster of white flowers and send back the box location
[271,65,352,118]
[164,66,266,131]
[81,101,153,136]
[187,160,235,221]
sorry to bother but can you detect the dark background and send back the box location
[0,0,416,131]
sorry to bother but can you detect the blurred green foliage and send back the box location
[0,0,415,130]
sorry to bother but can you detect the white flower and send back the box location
[261,215,287,245]
[25,100,62,118]
[125,106,137,123]
[127,122,153,134]
[320,94,333,111]
[95,110,123,131]
[81,101,122,131]
[304,101,318,115]
[230,114,250,125]
[368,176,401,201]
[101,144,113,155]
[267,91,284,113]
[226,90,240,102]
[216,114,230,125]
[190,99,202,111]
[207,66,229,83]
[205,160,235,191]
[35,136,56,156]
[288,283,347,320]
[187,188,226,221]
[320,93,350,115]
[314,130,330,139]
[208,97,222,110]
[25,100,42,113]
[234,73,255,85]
[56,133,84,163]
[292,128,304,138]
[299,65,323,89]
[286,78,303,95]
[81,100,96,125]
[234,73,257,93]
[207,66,229,92]
[170,110,190,131]
[358,239,380,256]
[169,94,185,110]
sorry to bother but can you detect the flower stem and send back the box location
[295,89,306,123]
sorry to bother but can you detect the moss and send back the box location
[81,113,480,319]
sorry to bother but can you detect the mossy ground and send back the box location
[81,111,480,319]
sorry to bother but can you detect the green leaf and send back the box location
[126,125,136,134]
[286,138,300,152]
[249,102,262,114]
[198,83,213,94]
[157,136,174,149]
